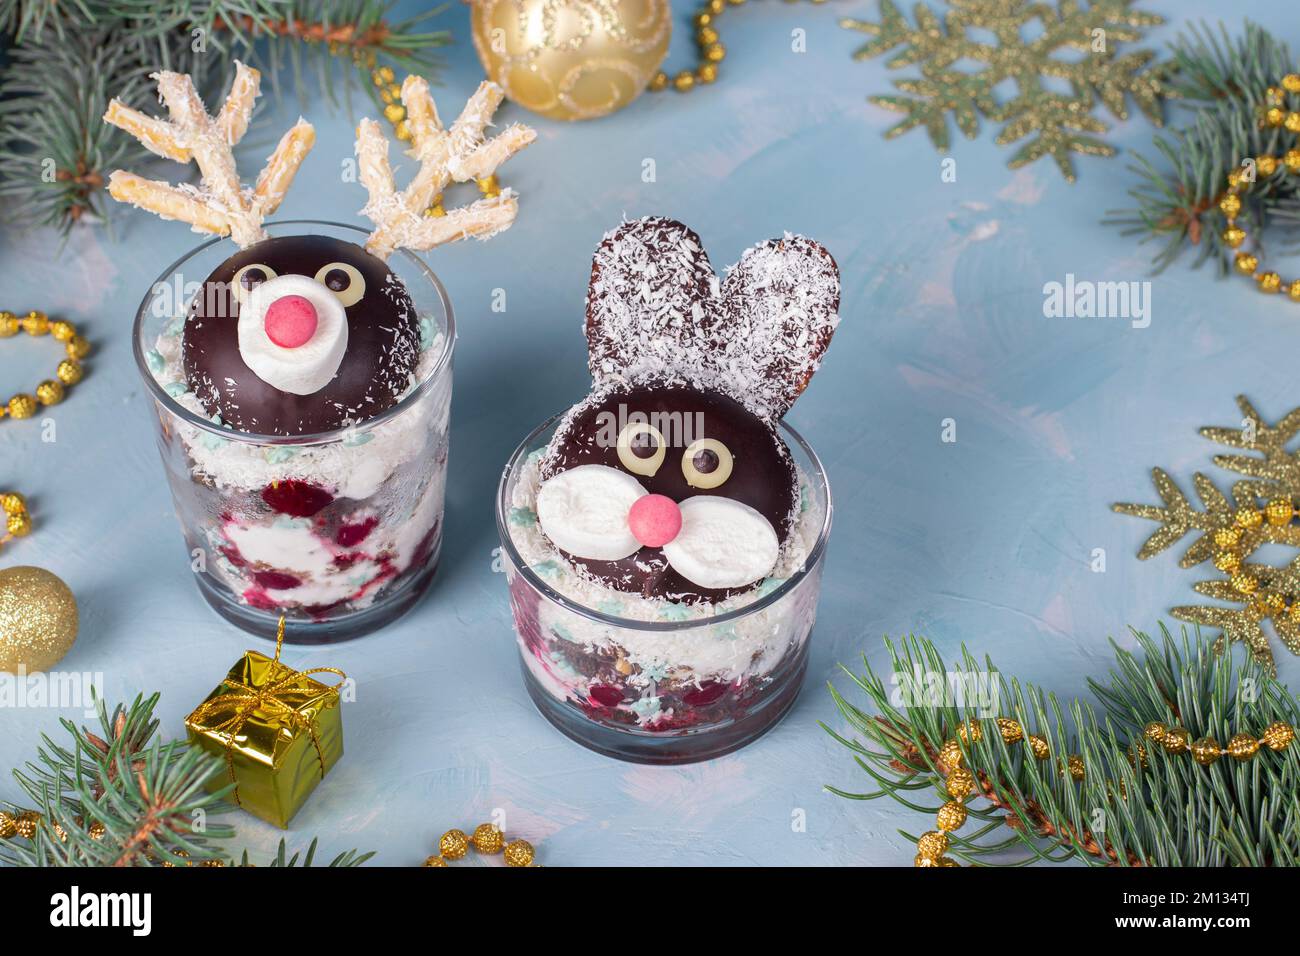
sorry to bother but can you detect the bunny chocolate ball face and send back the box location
[538,382,798,603]
[526,216,842,607]
[543,383,798,535]
[184,234,422,435]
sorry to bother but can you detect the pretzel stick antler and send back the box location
[356,78,535,259]
[103,62,315,248]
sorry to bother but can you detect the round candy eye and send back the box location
[314,262,366,307]
[616,421,666,477]
[681,438,734,489]
[232,264,278,306]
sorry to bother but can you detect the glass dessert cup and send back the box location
[133,220,454,643]
[496,415,832,764]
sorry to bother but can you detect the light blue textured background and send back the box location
[1,0,1297,866]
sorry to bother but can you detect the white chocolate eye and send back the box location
[617,421,666,477]
[233,263,278,306]
[681,438,733,489]
[315,262,366,307]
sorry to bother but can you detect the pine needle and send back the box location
[825,625,1300,866]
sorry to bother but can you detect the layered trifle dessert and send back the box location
[109,64,534,636]
[498,217,841,761]
[145,232,452,623]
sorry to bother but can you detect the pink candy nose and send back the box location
[628,494,682,548]
[264,294,319,348]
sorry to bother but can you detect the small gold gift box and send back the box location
[185,623,345,829]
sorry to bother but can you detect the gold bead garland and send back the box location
[1,492,31,547]
[424,823,537,867]
[368,66,504,216]
[1,809,125,848]
[5,804,540,868]
[1221,75,1300,299]
[0,311,88,422]
[1206,497,1300,613]
[0,803,224,865]
[648,0,828,94]
[915,716,1297,867]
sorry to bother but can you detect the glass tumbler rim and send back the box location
[495,412,834,633]
[130,218,456,445]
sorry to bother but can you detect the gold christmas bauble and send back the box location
[0,566,79,673]
[470,0,671,121]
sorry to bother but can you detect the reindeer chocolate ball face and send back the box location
[539,383,798,603]
[183,235,421,435]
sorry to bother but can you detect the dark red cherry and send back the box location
[336,516,379,547]
[261,480,334,517]
[253,570,302,590]
[682,681,727,707]
[589,684,624,707]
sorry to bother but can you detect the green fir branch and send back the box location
[0,0,449,233]
[825,626,1300,866]
[0,693,370,866]
[1104,21,1300,273]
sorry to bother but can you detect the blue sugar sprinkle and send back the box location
[509,507,537,528]
[630,696,662,719]
[640,662,668,682]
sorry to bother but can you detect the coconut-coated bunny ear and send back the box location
[585,217,840,419]
[719,234,840,418]
[585,217,722,382]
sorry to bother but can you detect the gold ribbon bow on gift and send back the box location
[187,617,347,808]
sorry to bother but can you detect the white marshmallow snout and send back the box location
[536,465,645,561]
[237,273,348,395]
[661,496,780,590]
[535,464,780,590]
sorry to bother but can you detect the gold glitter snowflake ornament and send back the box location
[842,0,1173,182]
[1115,396,1300,669]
